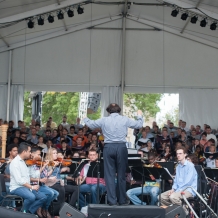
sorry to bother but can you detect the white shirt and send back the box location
[206,134,217,146]
[9,155,30,192]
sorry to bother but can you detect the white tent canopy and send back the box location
[1,0,218,127]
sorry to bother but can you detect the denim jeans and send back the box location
[39,185,59,210]
[79,184,106,208]
[10,187,47,214]
[126,186,160,205]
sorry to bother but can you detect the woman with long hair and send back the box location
[45,148,78,208]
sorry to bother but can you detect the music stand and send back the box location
[143,167,173,205]
[204,168,218,182]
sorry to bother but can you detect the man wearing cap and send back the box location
[43,117,57,129]
[84,103,143,206]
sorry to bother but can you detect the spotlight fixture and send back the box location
[181,13,188,21]
[67,9,74,17]
[210,22,217,30]
[171,9,179,17]
[27,20,34,29]
[57,11,64,20]
[200,18,207,27]
[38,16,44,25]
[48,15,54,23]
[77,6,84,15]
[190,16,198,24]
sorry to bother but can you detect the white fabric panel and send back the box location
[9,85,24,125]
[101,86,121,117]
[0,51,9,84]
[12,28,122,89]
[179,89,218,129]
[0,85,7,120]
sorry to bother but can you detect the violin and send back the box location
[58,158,72,167]
[25,159,57,167]
[0,158,9,163]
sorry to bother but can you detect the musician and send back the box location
[29,147,59,218]
[45,148,78,208]
[206,143,216,168]
[126,153,160,205]
[160,146,197,215]
[9,143,47,216]
[84,103,143,206]
[78,149,106,207]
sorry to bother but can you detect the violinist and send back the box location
[28,147,59,218]
[45,148,78,209]
[126,153,160,206]
[9,143,47,216]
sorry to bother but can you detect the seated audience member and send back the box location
[74,117,83,133]
[206,126,217,146]
[9,129,20,144]
[78,149,106,207]
[27,127,39,145]
[69,126,77,137]
[160,146,197,215]
[51,129,59,145]
[37,136,47,150]
[192,139,201,153]
[136,128,151,149]
[12,137,19,145]
[56,136,65,149]
[19,132,27,143]
[59,139,72,157]
[200,132,208,151]
[35,124,44,137]
[73,128,88,147]
[206,144,216,168]
[162,144,172,161]
[195,125,202,135]
[57,128,72,147]
[9,143,47,216]
[126,153,160,206]
[43,117,57,129]
[74,137,86,154]
[61,115,70,130]
[156,130,173,151]
[44,129,52,142]
[194,145,204,164]
[29,147,59,218]
[181,121,189,132]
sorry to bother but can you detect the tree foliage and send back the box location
[23,92,101,125]
[124,93,162,120]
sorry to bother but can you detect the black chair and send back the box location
[0,174,23,207]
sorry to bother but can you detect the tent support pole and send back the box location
[121,0,127,114]
[6,50,12,121]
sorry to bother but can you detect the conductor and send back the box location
[84,103,143,206]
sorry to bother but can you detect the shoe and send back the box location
[119,202,130,206]
[36,207,43,218]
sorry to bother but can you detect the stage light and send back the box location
[27,20,34,29]
[200,18,207,27]
[190,16,198,24]
[57,11,64,20]
[48,15,54,23]
[171,9,179,17]
[67,9,74,17]
[181,13,188,21]
[77,6,84,14]
[210,22,217,30]
[38,16,44,25]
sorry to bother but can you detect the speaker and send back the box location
[0,206,37,218]
[59,202,86,218]
[165,205,186,218]
[88,204,165,218]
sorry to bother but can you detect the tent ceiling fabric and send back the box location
[0,0,218,92]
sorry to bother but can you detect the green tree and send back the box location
[23,91,32,125]
[124,93,162,120]
[164,107,179,126]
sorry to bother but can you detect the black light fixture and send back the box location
[200,18,207,27]
[57,10,64,20]
[77,6,84,14]
[171,9,179,17]
[210,22,217,30]
[48,15,54,23]
[27,20,34,29]
[181,13,188,21]
[38,16,44,25]
[190,16,198,24]
[67,9,74,17]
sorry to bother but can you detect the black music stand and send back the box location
[143,167,173,206]
[204,168,218,182]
